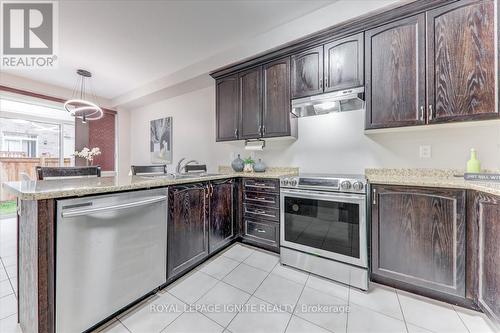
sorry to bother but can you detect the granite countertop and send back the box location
[2,167,298,200]
[366,168,500,196]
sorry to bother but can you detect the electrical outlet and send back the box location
[419,145,432,159]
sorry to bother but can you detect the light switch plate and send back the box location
[419,145,432,159]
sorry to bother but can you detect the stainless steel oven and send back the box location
[279,174,368,290]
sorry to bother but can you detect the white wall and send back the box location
[129,86,221,172]
[114,0,399,107]
[126,0,500,174]
[116,107,131,177]
[128,83,500,174]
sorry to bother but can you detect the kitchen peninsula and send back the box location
[2,168,296,333]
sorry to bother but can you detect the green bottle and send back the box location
[466,149,481,173]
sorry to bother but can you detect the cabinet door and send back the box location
[263,57,291,138]
[209,179,234,253]
[291,46,324,99]
[216,75,239,141]
[168,183,208,280]
[427,0,497,123]
[468,191,500,323]
[239,67,262,139]
[365,15,426,129]
[371,185,466,298]
[324,33,364,92]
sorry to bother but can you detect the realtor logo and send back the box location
[1,1,58,68]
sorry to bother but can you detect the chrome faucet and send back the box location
[176,158,199,174]
[175,158,186,174]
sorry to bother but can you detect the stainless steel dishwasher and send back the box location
[56,188,168,333]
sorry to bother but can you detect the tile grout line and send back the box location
[345,284,350,333]
[147,292,187,333]
[394,289,442,333]
[452,305,472,333]
[247,267,339,333]
[0,257,15,297]
[395,288,410,333]
[348,287,407,322]
[115,317,133,333]
[188,247,259,331]
[224,258,280,331]
[283,273,310,333]
[167,270,228,328]
[162,246,258,333]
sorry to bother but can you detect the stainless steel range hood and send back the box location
[291,87,365,118]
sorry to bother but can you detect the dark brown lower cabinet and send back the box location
[467,191,500,322]
[168,183,209,281]
[241,178,280,252]
[168,180,237,281]
[209,179,236,252]
[371,185,467,303]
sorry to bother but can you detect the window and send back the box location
[0,97,74,164]
[2,132,38,157]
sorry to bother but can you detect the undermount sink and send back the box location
[140,173,223,180]
[173,173,223,179]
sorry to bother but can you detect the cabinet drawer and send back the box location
[243,191,279,208]
[244,204,279,222]
[243,178,279,193]
[244,220,279,246]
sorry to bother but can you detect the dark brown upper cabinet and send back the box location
[365,14,426,129]
[467,191,500,323]
[291,34,364,99]
[371,185,466,301]
[216,75,239,141]
[208,179,235,253]
[324,32,364,93]
[239,66,263,139]
[216,58,292,141]
[291,46,324,99]
[263,58,291,138]
[366,0,498,130]
[426,0,497,123]
[168,183,209,281]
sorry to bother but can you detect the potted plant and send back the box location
[243,156,255,173]
[74,147,101,166]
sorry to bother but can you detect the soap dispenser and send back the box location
[466,148,481,173]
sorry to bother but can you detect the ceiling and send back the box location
[3,0,335,99]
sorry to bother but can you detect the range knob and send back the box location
[290,178,298,186]
[341,180,352,190]
[281,178,289,186]
[352,181,364,191]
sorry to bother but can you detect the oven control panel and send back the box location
[280,175,366,194]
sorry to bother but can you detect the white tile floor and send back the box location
[0,217,497,333]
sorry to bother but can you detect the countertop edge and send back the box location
[367,177,500,197]
[2,172,293,201]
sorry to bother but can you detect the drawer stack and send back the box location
[241,178,280,252]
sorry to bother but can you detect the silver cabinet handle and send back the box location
[429,105,434,120]
[372,189,377,205]
[420,106,424,121]
[246,182,275,188]
[234,128,238,138]
[256,228,266,233]
[319,78,323,90]
[62,196,167,218]
[247,208,274,217]
[246,196,275,204]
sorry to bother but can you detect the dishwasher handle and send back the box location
[61,195,167,218]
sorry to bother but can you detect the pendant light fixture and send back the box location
[64,69,103,123]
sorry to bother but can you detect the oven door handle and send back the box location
[280,188,366,201]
